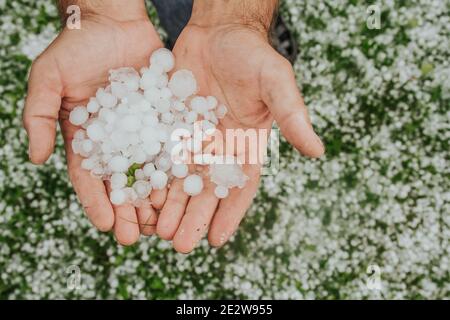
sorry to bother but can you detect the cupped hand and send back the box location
[156,24,325,253]
[23,8,163,245]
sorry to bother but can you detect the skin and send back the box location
[157,0,325,253]
[23,0,162,245]
[24,0,324,251]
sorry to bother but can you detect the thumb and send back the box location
[23,54,62,164]
[261,53,325,158]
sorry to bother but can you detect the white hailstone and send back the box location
[71,49,236,206]
[124,187,138,203]
[134,169,146,181]
[130,146,147,164]
[111,173,127,190]
[185,111,198,124]
[171,163,188,179]
[110,189,126,205]
[143,140,161,156]
[140,70,159,90]
[127,92,146,108]
[81,139,94,154]
[109,67,140,92]
[101,141,113,154]
[214,185,229,199]
[104,111,117,125]
[168,70,197,100]
[133,180,152,199]
[156,155,172,172]
[160,87,173,100]
[216,104,228,118]
[125,78,140,93]
[161,112,174,124]
[205,111,219,125]
[119,114,141,132]
[173,100,186,112]
[96,88,117,108]
[81,158,96,170]
[143,163,156,177]
[183,174,204,196]
[144,87,161,103]
[190,96,208,114]
[110,82,128,99]
[142,113,158,127]
[87,98,100,113]
[86,122,106,142]
[206,96,218,110]
[209,160,249,189]
[150,170,168,189]
[74,129,86,140]
[156,73,169,89]
[149,63,164,75]
[111,131,130,150]
[155,98,171,113]
[156,127,169,143]
[98,108,112,122]
[102,153,113,163]
[150,48,175,73]
[71,140,81,154]
[140,127,158,143]
[108,156,129,173]
[69,106,89,126]
[186,138,202,154]
[91,165,105,177]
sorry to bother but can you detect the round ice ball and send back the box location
[111,173,128,189]
[150,170,168,190]
[69,106,89,126]
[110,189,126,205]
[168,70,197,100]
[86,98,100,113]
[108,156,129,173]
[214,185,229,199]
[150,48,175,73]
[183,174,204,196]
[86,122,106,142]
[172,163,188,179]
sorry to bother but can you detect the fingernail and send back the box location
[315,134,325,151]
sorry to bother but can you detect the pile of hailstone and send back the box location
[69,48,248,206]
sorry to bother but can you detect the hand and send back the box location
[23,0,163,245]
[156,0,325,253]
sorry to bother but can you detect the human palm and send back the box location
[156,25,325,253]
[23,15,163,245]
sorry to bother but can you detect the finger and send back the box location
[62,121,114,232]
[157,179,189,240]
[113,202,141,246]
[261,53,325,158]
[208,165,261,247]
[173,180,219,254]
[150,187,168,210]
[136,199,158,236]
[23,54,62,164]
[104,182,140,246]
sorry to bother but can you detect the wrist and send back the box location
[58,0,148,23]
[189,0,278,36]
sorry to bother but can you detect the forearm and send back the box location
[189,0,279,34]
[57,0,148,22]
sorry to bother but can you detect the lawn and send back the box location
[0,0,448,299]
